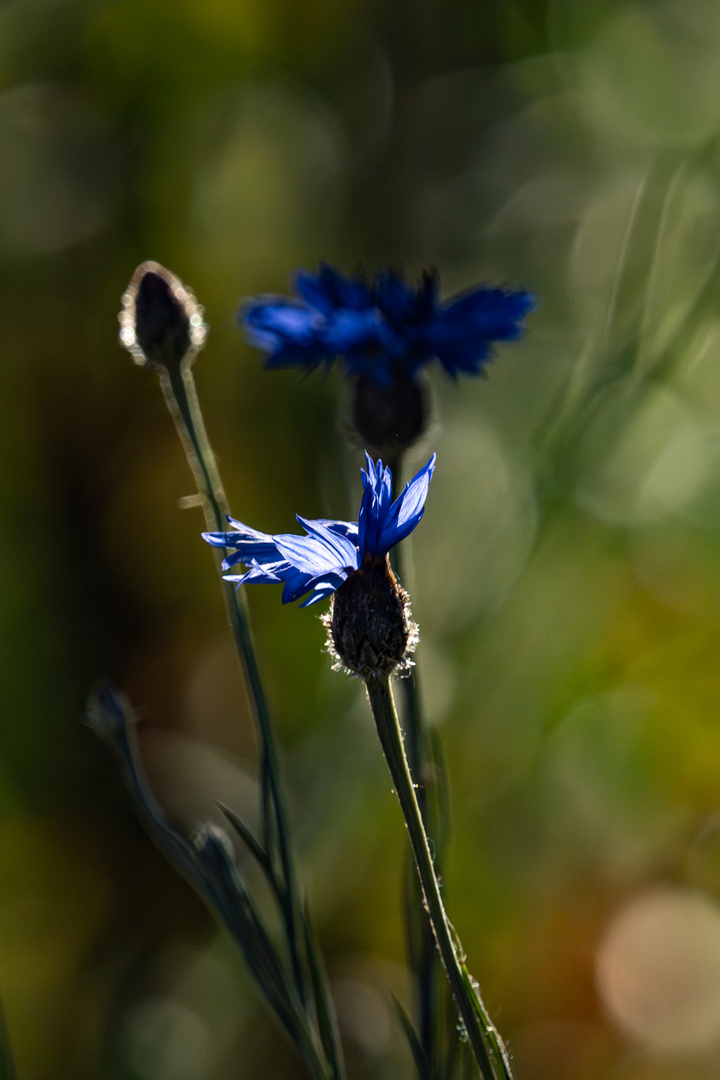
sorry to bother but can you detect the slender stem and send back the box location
[161,362,307,1008]
[365,675,512,1080]
[387,452,431,812]
[388,453,445,1075]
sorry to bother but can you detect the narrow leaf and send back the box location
[217,802,274,881]
[391,992,431,1080]
[301,905,346,1080]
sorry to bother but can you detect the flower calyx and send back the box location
[323,553,418,680]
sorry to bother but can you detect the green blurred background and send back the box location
[4,0,720,1076]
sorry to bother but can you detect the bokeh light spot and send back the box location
[596,885,720,1054]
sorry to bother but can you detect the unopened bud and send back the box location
[323,555,418,679]
[85,682,135,741]
[193,820,235,863]
[119,261,207,370]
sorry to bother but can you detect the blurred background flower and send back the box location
[4,0,720,1077]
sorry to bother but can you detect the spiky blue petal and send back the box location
[202,453,436,607]
[239,264,534,385]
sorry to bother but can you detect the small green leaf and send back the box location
[217,802,273,880]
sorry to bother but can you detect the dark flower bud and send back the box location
[85,681,135,741]
[352,367,427,456]
[323,554,418,680]
[119,261,207,370]
[193,821,237,871]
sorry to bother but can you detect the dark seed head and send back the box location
[324,555,417,679]
[119,261,207,370]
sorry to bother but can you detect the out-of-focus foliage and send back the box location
[5,0,720,1077]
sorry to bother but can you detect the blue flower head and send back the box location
[240,263,535,387]
[204,452,435,677]
[203,452,436,609]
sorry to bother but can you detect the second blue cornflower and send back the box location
[240,263,534,386]
[240,264,534,455]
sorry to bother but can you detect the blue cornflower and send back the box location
[240,263,534,387]
[203,452,436,609]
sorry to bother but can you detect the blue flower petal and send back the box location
[421,287,536,376]
[358,454,394,557]
[245,300,321,340]
[203,452,436,606]
[202,530,232,549]
[224,518,274,539]
[240,297,331,370]
[296,263,373,314]
[317,519,359,542]
[221,549,259,571]
[281,567,318,604]
[294,266,339,315]
[225,559,283,587]
[295,517,360,571]
[274,526,348,577]
[202,522,285,570]
[373,270,416,325]
[377,453,436,552]
[298,572,350,607]
[321,309,382,354]
[239,264,534,386]
[443,286,536,332]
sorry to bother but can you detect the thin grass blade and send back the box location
[391,991,432,1080]
[301,905,346,1080]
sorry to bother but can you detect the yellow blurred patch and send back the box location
[0,816,111,1079]
[597,561,720,805]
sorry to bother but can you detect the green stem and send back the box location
[386,453,429,807]
[388,454,445,1076]
[365,675,512,1080]
[161,362,307,1008]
